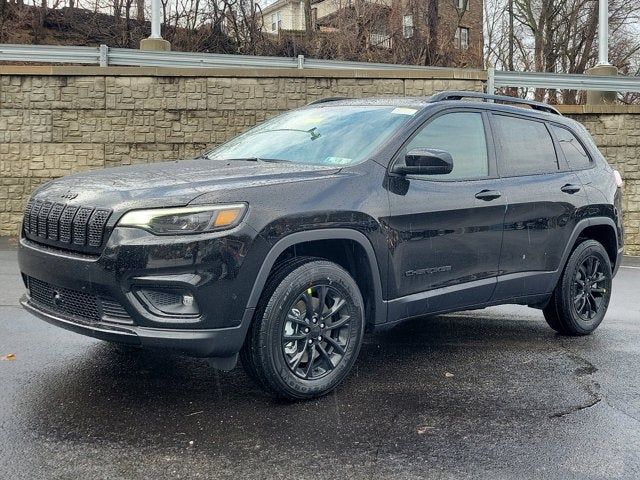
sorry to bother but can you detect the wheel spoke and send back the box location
[316,285,328,317]
[322,298,347,321]
[287,314,308,327]
[578,265,588,282]
[585,295,594,318]
[317,344,335,371]
[289,348,306,371]
[302,290,314,320]
[325,314,351,330]
[592,273,606,284]
[576,294,587,314]
[322,333,345,355]
[590,258,601,278]
[304,344,316,379]
[588,292,599,312]
[283,333,307,342]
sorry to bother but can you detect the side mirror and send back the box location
[392,148,454,176]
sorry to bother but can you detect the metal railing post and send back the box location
[297,54,305,69]
[99,44,109,67]
[487,67,495,95]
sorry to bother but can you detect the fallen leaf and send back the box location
[444,372,454,378]
[1,353,16,361]
[417,425,433,435]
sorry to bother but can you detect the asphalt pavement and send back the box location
[1,238,639,479]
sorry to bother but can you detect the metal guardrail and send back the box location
[488,67,640,93]
[0,43,452,71]
[0,43,101,65]
[2,44,639,94]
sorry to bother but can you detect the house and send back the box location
[257,0,483,66]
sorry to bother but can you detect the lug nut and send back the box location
[320,323,325,329]
[308,339,313,344]
[304,328,310,333]
[317,336,322,341]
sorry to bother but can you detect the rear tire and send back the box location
[241,257,365,400]
[543,239,613,336]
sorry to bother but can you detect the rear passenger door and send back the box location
[490,113,589,301]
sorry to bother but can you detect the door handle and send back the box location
[475,189,502,201]
[561,184,581,194]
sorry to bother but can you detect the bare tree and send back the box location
[485,0,640,102]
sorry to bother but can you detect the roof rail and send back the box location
[307,97,351,105]
[428,91,561,115]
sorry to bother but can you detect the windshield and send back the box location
[206,105,418,166]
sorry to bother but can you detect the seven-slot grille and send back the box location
[26,276,133,325]
[23,199,112,253]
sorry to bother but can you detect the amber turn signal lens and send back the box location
[214,208,242,227]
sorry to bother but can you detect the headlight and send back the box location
[118,204,247,235]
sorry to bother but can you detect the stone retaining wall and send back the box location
[0,65,485,238]
[1,66,639,255]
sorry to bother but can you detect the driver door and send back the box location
[385,109,506,318]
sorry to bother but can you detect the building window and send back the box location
[456,0,468,11]
[370,32,392,49]
[271,12,282,31]
[402,15,414,39]
[455,27,469,49]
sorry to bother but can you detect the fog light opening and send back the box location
[135,287,200,318]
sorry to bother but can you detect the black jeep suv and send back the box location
[18,91,624,399]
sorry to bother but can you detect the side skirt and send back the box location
[378,272,556,332]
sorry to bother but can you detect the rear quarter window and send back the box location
[492,114,559,176]
[551,125,592,170]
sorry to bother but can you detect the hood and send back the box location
[31,158,340,211]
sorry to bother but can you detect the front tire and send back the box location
[543,239,613,336]
[241,257,365,400]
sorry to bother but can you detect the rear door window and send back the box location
[492,114,559,176]
[551,125,592,170]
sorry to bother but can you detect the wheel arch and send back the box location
[245,229,386,328]
[559,217,620,276]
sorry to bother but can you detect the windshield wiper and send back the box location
[215,157,291,163]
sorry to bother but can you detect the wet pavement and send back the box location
[1,238,639,479]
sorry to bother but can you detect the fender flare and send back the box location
[244,229,386,325]
[554,216,620,283]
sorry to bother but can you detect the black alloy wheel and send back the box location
[544,239,613,336]
[572,254,611,321]
[241,257,365,400]
[282,284,353,380]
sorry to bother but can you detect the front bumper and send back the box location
[18,225,269,360]
[20,294,250,360]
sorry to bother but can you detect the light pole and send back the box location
[140,0,171,51]
[151,0,162,39]
[586,0,617,104]
[597,0,609,65]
